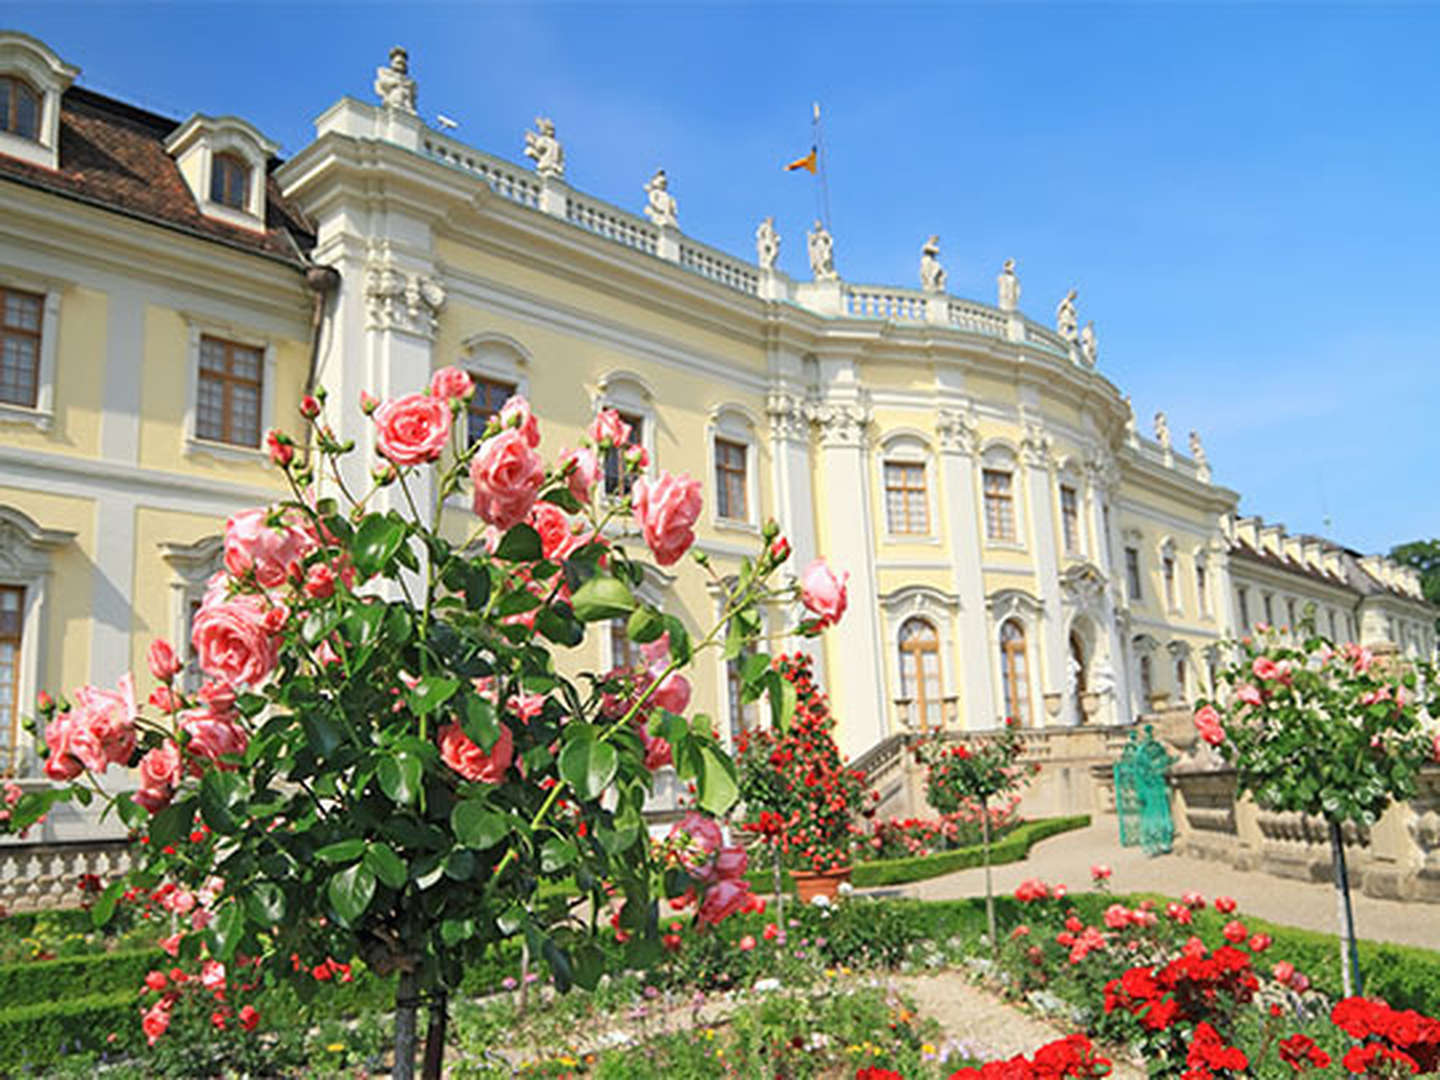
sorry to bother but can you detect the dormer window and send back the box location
[0,75,39,140]
[209,152,250,209]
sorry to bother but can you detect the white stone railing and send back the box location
[0,840,132,912]
[1023,321,1071,356]
[679,241,760,296]
[565,194,659,256]
[420,133,543,210]
[845,286,928,321]
[947,299,1008,337]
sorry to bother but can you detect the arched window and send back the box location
[999,619,1030,725]
[898,617,943,728]
[210,152,251,210]
[1068,631,1087,719]
[0,76,40,141]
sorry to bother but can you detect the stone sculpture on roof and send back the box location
[642,169,678,229]
[374,46,417,114]
[1189,430,1211,483]
[997,258,1020,312]
[807,220,837,282]
[1154,411,1171,452]
[755,216,780,271]
[920,235,946,293]
[1056,289,1079,342]
[1080,321,1098,367]
[524,117,565,180]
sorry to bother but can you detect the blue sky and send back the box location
[15,3,1439,555]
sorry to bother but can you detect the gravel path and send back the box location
[901,820,1439,951]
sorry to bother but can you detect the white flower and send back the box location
[754,977,782,993]
[837,881,854,897]
[810,894,832,908]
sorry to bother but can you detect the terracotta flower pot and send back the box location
[793,864,852,903]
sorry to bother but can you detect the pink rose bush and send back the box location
[10,376,846,1074]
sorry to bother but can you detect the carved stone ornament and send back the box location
[1020,419,1053,469]
[1189,430,1211,483]
[523,117,564,180]
[935,404,979,455]
[919,234,946,294]
[1056,288,1079,342]
[1079,321,1098,367]
[0,506,74,578]
[755,216,780,271]
[997,258,1020,312]
[807,219,837,282]
[986,587,1043,625]
[642,169,678,229]
[1153,411,1171,452]
[364,247,445,339]
[1061,563,1108,613]
[809,399,870,447]
[374,46,418,114]
[765,390,809,441]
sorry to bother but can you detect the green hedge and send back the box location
[0,946,159,1004]
[851,814,1091,888]
[0,989,143,1070]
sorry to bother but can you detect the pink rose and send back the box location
[429,366,475,402]
[136,740,184,812]
[61,676,138,772]
[588,408,632,448]
[192,596,279,688]
[200,960,226,992]
[499,395,540,448]
[1235,683,1263,707]
[668,811,723,875]
[148,639,182,682]
[697,878,752,926]
[470,429,545,531]
[438,721,514,783]
[374,392,452,466]
[799,558,849,627]
[265,429,293,467]
[530,503,581,562]
[1103,903,1132,930]
[143,1001,172,1046]
[631,472,702,567]
[559,446,600,503]
[1090,863,1112,881]
[1252,656,1280,681]
[224,508,315,588]
[1193,703,1224,746]
[652,672,691,716]
[1222,919,1248,944]
[181,711,249,770]
[641,728,673,770]
[304,563,336,600]
[1214,895,1237,914]
[42,713,84,781]
[709,845,748,883]
[299,394,321,420]
[1271,961,1295,986]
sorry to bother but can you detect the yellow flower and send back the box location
[326,1043,345,1052]
[923,1043,937,1055]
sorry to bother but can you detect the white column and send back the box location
[812,385,886,758]
[936,408,995,730]
[766,385,821,670]
[1085,457,1130,726]
[1022,426,1065,727]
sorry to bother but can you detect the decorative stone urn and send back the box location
[1081,692,1101,719]
[1043,692,1063,719]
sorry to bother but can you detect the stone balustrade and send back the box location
[0,839,131,912]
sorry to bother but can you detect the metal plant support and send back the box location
[1113,725,1174,856]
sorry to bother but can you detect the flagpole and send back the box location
[813,101,832,232]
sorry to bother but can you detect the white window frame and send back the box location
[1193,548,1211,619]
[0,33,78,171]
[164,114,276,231]
[878,431,937,544]
[1158,538,1180,615]
[0,505,73,776]
[0,269,62,431]
[979,441,1024,550]
[182,316,276,463]
[880,585,960,730]
[160,535,224,693]
[708,404,760,532]
[987,589,1043,726]
[1056,472,1084,558]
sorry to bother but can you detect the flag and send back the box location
[785,147,817,174]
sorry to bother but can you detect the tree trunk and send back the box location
[519,937,531,1016]
[981,794,997,957]
[1328,817,1362,997]
[393,970,419,1080]
[772,843,785,935]
[421,989,448,1080]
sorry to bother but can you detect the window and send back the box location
[210,153,251,210]
[999,619,1029,725]
[1162,553,1177,610]
[608,618,637,670]
[1069,632,1087,718]
[0,76,39,141]
[884,462,928,535]
[603,411,644,497]
[1139,654,1154,702]
[0,586,22,773]
[1237,587,1250,630]
[1125,548,1142,603]
[1328,609,1338,640]
[715,438,748,522]
[726,657,758,746]
[983,469,1016,542]
[0,287,42,409]
[1263,593,1274,627]
[1286,598,1297,632]
[898,617,943,728]
[183,597,204,694]
[466,376,515,445]
[1346,613,1356,641]
[1196,563,1209,616]
[196,336,263,447]
[1060,485,1080,554]
[1174,657,1186,700]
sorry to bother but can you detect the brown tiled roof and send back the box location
[0,87,313,265]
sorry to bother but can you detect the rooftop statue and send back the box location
[1189,430,1211,482]
[523,117,565,180]
[1056,289,1079,342]
[919,235,946,293]
[642,169,678,229]
[374,46,417,114]
[807,219,837,282]
[755,216,780,271]
[997,258,1020,312]
[1122,396,1139,447]
[1080,321,1098,367]
[1154,411,1171,452]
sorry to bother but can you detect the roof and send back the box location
[1229,531,1429,606]
[0,86,313,265]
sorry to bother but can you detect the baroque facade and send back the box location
[0,32,1434,792]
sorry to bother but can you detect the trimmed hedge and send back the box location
[0,989,143,1070]
[851,814,1091,888]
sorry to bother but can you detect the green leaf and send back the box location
[377,752,423,806]
[451,799,511,850]
[495,524,543,561]
[441,918,476,947]
[327,863,377,925]
[570,575,636,623]
[626,606,665,644]
[535,605,585,647]
[462,695,501,752]
[406,676,460,717]
[91,880,125,929]
[199,769,245,835]
[559,729,618,800]
[541,937,573,994]
[540,836,578,874]
[541,487,584,513]
[768,671,798,734]
[573,943,606,991]
[209,901,245,962]
[365,844,408,889]
[148,799,192,849]
[351,513,408,579]
[663,616,692,664]
[245,884,286,925]
[696,744,739,815]
[315,838,366,863]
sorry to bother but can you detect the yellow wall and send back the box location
[0,284,106,458]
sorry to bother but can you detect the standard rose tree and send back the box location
[8,372,847,1079]
[1195,626,1438,997]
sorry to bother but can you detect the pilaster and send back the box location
[1021,417,1065,726]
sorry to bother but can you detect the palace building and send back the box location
[0,30,1434,801]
